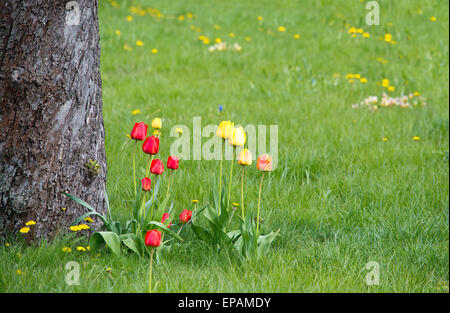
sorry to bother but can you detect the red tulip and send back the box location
[161,213,172,228]
[141,177,151,191]
[144,229,162,247]
[142,136,159,155]
[130,122,148,141]
[150,159,164,175]
[256,154,272,172]
[179,209,192,224]
[167,156,179,170]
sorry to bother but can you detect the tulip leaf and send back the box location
[122,237,141,256]
[63,192,108,225]
[147,221,183,242]
[90,231,121,257]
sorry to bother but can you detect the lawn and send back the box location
[0,0,448,293]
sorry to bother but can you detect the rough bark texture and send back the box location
[0,0,107,241]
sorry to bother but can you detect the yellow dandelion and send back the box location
[153,130,160,136]
[110,1,118,8]
[215,38,222,43]
[214,25,221,29]
[19,227,30,234]
[83,217,94,223]
[203,38,210,44]
[62,247,72,253]
[357,28,363,34]
[348,27,357,34]
[430,16,436,22]
[78,224,90,230]
[229,33,235,37]
[346,73,354,79]
[176,128,183,134]
[354,74,361,79]
[152,48,158,54]
[16,269,22,275]
[25,220,36,226]
[277,26,286,32]
[413,136,420,141]
[136,40,144,46]
[69,225,80,232]
[381,79,390,88]
[76,246,86,252]
[245,37,251,42]
[360,78,368,84]
[126,134,132,139]
[178,15,185,21]
[293,34,300,39]
[115,30,121,36]
[413,91,421,97]
[123,44,132,51]
[5,242,10,247]
[106,267,112,273]
[418,9,423,15]
[192,200,199,203]
[126,15,133,22]
[62,207,67,211]
[384,33,392,42]
[383,137,388,142]
[131,109,141,115]
[388,86,395,92]
[187,13,193,19]
[363,32,370,38]
[87,246,90,251]
[232,202,239,207]
[257,16,263,21]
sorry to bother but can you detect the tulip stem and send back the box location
[133,140,137,196]
[146,155,154,177]
[165,170,174,199]
[256,172,265,235]
[148,248,155,293]
[227,146,236,210]
[241,166,245,219]
[218,139,225,211]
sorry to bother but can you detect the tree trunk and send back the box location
[0,0,107,241]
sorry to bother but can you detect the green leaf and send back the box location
[147,221,184,242]
[90,231,121,257]
[190,223,212,243]
[63,192,108,225]
[257,229,280,258]
[122,237,141,256]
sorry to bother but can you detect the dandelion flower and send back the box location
[232,202,239,207]
[115,30,121,36]
[25,220,36,226]
[76,246,87,252]
[384,33,392,42]
[214,25,221,29]
[363,32,370,38]
[277,26,286,32]
[62,247,72,253]
[131,109,141,115]
[430,16,436,22]
[360,78,368,84]
[215,38,222,43]
[83,217,94,223]
[293,34,300,39]
[62,207,67,211]
[5,242,10,247]
[192,199,199,203]
[126,16,133,22]
[229,33,235,37]
[187,13,193,19]
[257,16,263,21]
[245,37,251,42]
[176,128,183,134]
[383,137,388,142]
[382,79,390,88]
[178,15,185,21]
[413,136,420,141]
[136,40,144,46]
[152,48,158,54]
[16,269,22,275]
[388,86,395,92]
[19,227,30,234]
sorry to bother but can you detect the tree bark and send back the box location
[0,0,107,241]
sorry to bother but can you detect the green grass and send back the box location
[1,0,448,293]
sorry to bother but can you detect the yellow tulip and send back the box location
[229,127,246,147]
[216,121,234,139]
[238,148,252,166]
[151,118,162,129]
